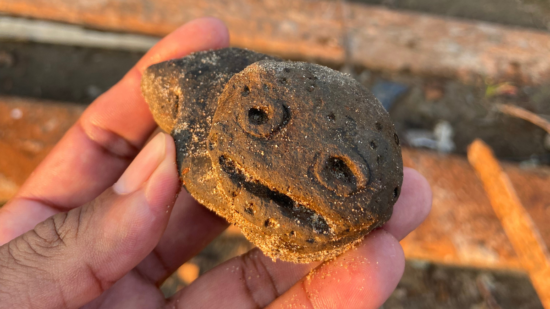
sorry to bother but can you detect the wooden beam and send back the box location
[468,140,550,307]
[2,0,550,84]
[0,97,83,195]
[2,96,550,270]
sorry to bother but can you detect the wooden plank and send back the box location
[468,140,550,308]
[2,0,550,84]
[401,149,550,271]
[1,97,550,271]
[0,97,83,200]
[0,16,159,52]
[401,149,519,270]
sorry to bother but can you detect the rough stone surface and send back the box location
[141,48,403,263]
[141,48,279,211]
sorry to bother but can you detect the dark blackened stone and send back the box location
[141,48,279,215]
[142,48,403,263]
[209,61,403,262]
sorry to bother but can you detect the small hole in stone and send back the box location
[306,238,315,243]
[394,133,400,145]
[265,218,279,228]
[370,141,377,149]
[284,68,291,73]
[307,85,315,92]
[327,112,336,121]
[245,204,255,215]
[242,85,250,96]
[248,108,269,125]
[393,186,399,198]
[279,77,287,84]
[375,122,383,131]
[289,231,296,237]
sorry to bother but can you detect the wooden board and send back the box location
[468,140,550,306]
[2,96,550,271]
[2,0,550,84]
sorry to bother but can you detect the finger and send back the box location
[137,168,431,286]
[0,18,230,242]
[267,230,404,309]
[134,190,228,285]
[382,167,432,240]
[0,133,180,309]
[165,230,403,309]
[164,169,430,308]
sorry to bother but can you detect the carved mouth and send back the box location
[218,155,330,235]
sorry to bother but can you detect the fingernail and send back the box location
[144,135,180,207]
[113,132,167,195]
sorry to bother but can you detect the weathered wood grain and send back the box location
[2,0,550,83]
[468,139,550,307]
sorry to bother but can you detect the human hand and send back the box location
[0,18,432,309]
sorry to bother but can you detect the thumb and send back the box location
[0,132,180,309]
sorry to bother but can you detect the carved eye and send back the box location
[314,153,369,197]
[248,107,269,125]
[237,86,289,138]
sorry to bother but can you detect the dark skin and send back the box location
[0,18,432,309]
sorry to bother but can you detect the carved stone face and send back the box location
[141,48,403,263]
[208,60,403,262]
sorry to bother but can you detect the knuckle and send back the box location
[33,212,72,248]
[0,213,75,271]
[24,206,90,257]
[0,235,49,286]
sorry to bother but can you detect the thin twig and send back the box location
[476,275,502,309]
[497,104,550,134]
[468,139,550,308]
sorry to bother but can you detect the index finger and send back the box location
[1,18,229,239]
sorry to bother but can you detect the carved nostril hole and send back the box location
[248,107,269,125]
[393,186,400,199]
[242,85,250,97]
[324,156,356,187]
[370,141,377,150]
[375,122,383,131]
